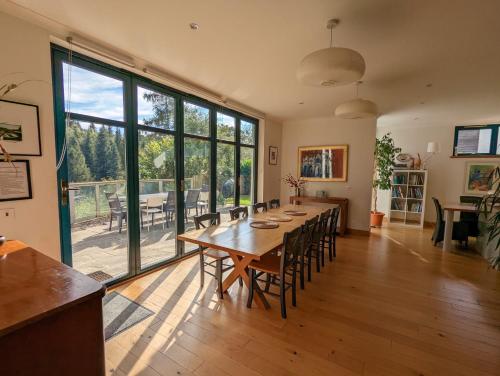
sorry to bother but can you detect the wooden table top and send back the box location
[442,203,478,213]
[0,241,106,337]
[177,204,334,259]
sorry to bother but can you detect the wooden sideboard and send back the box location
[0,240,106,376]
[289,195,348,235]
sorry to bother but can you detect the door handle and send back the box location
[61,179,80,206]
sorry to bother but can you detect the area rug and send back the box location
[103,291,155,340]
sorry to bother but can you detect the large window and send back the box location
[454,125,500,156]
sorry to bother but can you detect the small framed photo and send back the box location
[269,146,278,165]
[464,161,500,195]
[0,99,41,156]
[0,160,33,201]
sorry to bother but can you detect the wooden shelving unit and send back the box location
[388,169,428,227]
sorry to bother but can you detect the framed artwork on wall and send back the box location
[297,145,348,182]
[464,161,500,195]
[0,99,41,156]
[269,146,278,165]
[0,160,33,201]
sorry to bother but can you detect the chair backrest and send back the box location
[301,215,318,255]
[186,189,201,205]
[280,226,302,274]
[328,206,341,236]
[229,206,249,220]
[313,210,330,242]
[432,197,443,223]
[147,196,164,209]
[459,195,481,221]
[252,202,268,214]
[166,190,176,205]
[194,212,221,229]
[269,199,280,209]
[106,193,122,212]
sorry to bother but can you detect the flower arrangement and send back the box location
[282,173,306,196]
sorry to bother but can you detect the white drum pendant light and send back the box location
[297,19,365,87]
[335,81,378,119]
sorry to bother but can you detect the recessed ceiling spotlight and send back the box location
[420,101,425,104]
[414,117,420,120]
[189,23,199,30]
[425,83,432,88]
[299,102,304,105]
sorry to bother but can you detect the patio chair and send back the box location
[106,192,127,233]
[141,196,165,231]
[163,191,176,227]
[185,189,201,221]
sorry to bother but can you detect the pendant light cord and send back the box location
[330,27,333,48]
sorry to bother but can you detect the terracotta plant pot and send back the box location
[370,211,385,227]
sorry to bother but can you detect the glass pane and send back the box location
[184,102,209,136]
[137,86,175,130]
[63,62,124,121]
[216,143,235,221]
[456,128,492,154]
[138,130,176,268]
[184,137,211,252]
[241,120,256,145]
[67,121,128,281]
[240,147,255,206]
[217,112,235,141]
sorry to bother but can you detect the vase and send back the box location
[295,187,301,197]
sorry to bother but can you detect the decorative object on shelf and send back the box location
[335,81,378,119]
[395,153,413,169]
[0,100,41,156]
[297,145,348,182]
[414,153,422,170]
[0,160,32,201]
[297,18,365,87]
[422,141,440,169]
[371,133,401,227]
[282,173,306,197]
[269,146,278,165]
[464,162,500,195]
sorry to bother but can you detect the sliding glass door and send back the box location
[52,45,258,285]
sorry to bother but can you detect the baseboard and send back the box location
[346,228,371,236]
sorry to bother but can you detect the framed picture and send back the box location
[464,161,500,195]
[0,160,33,201]
[298,145,348,182]
[269,146,278,165]
[0,99,41,156]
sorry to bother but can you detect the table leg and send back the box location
[222,254,270,309]
[443,209,453,251]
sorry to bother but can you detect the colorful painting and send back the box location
[464,162,500,195]
[298,145,348,182]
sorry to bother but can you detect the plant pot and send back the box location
[370,211,385,227]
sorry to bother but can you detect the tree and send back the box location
[80,123,97,180]
[67,124,91,182]
[95,125,121,180]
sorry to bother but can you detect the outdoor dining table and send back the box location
[177,203,335,308]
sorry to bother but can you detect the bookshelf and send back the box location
[388,169,427,227]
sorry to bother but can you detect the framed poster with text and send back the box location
[0,160,32,201]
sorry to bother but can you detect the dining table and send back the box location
[441,203,477,251]
[177,203,336,308]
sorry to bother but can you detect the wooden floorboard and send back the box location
[107,225,500,376]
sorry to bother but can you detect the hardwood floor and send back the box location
[108,225,500,376]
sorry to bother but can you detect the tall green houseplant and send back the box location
[372,133,401,213]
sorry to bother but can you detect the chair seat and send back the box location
[249,253,280,274]
[204,248,231,260]
[142,208,162,214]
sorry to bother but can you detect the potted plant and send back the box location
[371,133,401,227]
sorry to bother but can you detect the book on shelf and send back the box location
[409,173,425,185]
[391,200,406,211]
[409,202,422,213]
[393,174,407,184]
[407,187,423,198]
[392,186,406,198]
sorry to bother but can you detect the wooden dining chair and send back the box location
[252,202,268,214]
[269,199,280,209]
[323,206,341,261]
[229,206,249,220]
[307,209,330,277]
[194,212,239,299]
[247,226,302,319]
[298,215,318,289]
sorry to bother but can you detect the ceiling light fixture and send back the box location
[189,23,199,30]
[334,81,378,119]
[297,18,365,87]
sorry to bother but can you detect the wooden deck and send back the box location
[106,224,500,376]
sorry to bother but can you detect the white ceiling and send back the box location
[3,0,500,127]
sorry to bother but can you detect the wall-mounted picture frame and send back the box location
[0,160,33,202]
[298,145,348,182]
[269,146,278,165]
[0,99,41,156]
[464,161,500,195]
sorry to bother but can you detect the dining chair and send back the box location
[431,198,469,246]
[106,193,127,233]
[308,209,331,276]
[194,212,239,299]
[247,226,302,319]
[298,215,318,289]
[323,206,341,261]
[141,196,165,231]
[269,199,280,209]
[459,195,482,238]
[252,202,268,214]
[229,206,249,220]
[185,189,201,221]
[163,191,176,227]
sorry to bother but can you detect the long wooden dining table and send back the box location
[177,203,336,308]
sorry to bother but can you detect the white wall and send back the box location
[258,118,282,202]
[0,12,60,260]
[280,116,376,231]
[376,124,500,222]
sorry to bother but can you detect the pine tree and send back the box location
[67,125,91,182]
[81,123,97,180]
